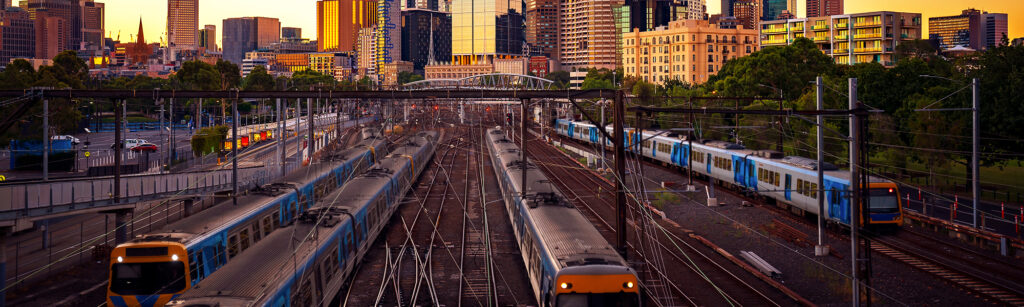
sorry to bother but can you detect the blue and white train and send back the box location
[107,131,389,307]
[165,131,439,307]
[554,119,903,228]
[487,128,641,307]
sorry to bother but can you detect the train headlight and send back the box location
[624,282,634,289]
[117,256,123,263]
[171,254,179,261]
[560,282,572,289]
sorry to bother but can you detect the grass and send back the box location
[872,155,1024,203]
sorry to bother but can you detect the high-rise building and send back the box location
[0,7,35,64]
[761,11,922,67]
[317,0,377,52]
[929,9,982,50]
[559,0,617,70]
[282,27,302,40]
[34,9,66,59]
[199,24,217,51]
[451,0,525,65]
[733,0,760,30]
[356,27,375,78]
[929,9,1008,51]
[20,0,81,51]
[81,0,103,50]
[761,0,785,21]
[981,13,1007,48]
[376,0,400,81]
[525,0,558,58]
[622,19,758,84]
[402,9,451,71]
[806,0,842,18]
[721,0,736,16]
[167,0,198,47]
[222,17,280,64]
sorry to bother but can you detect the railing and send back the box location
[811,25,829,30]
[762,39,787,45]
[853,33,882,39]
[762,27,788,34]
[835,35,849,40]
[833,49,849,54]
[835,23,848,28]
[813,37,829,42]
[854,47,882,53]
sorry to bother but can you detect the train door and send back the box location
[746,161,757,190]
[825,180,850,224]
[785,174,792,201]
[732,155,745,185]
[589,127,599,144]
[706,153,712,174]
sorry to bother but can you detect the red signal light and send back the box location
[412,104,416,109]
[888,188,894,193]
[434,105,439,111]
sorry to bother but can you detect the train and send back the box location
[166,131,439,307]
[106,131,389,307]
[485,128,641,307]
[554,119,903,227]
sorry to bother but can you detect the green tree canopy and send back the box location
[242,66,275,91]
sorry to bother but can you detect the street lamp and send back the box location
[757,83,785,152]
[917,75,980,229]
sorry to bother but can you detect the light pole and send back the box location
[757,83,785,152]
[917,75,980,229]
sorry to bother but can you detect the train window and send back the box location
[251,223,262,243]
[774,173,780,187]
[272,212,281,229]
[263,216,273,236]
[797,179,804,194]
[831,188,840,205]
[239,229,250,251]
[227,235,239,258]
[810,183,818,199]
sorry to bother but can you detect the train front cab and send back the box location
[107,242,190,307]
[552,266,641,307]
[865,182,903,227]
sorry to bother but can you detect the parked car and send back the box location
[111,138,148,149]
[130,143,158,152]
[51,135,81,145]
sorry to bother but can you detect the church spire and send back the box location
[136,18,145,44]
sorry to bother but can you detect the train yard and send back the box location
[7,101,1023,306]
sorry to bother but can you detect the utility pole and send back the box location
[170,98,175,167]
[307,98,314,162]
[815,77,829,257]
[849,78,861,305]
[42,99,48,181]
[600,102,606,170]
[158,99,164,174]
[520,99,528,200]
[277,98,285,177]
[614,90,627,259]
[972,78,980,229]
[232,98,238,206]
[114,100,122,202]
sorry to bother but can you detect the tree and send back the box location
[242,66,275,91]
[707,38,837,100]
[0,59,37,89]
[397,72,424,85]
[546,71,570,89]
[631,80,659,106]
[291,69,336,89]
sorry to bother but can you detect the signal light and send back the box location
[888,188,894,193]
[171,254,179,261]
[434,105,439,111]
[117,256,123,263]
[560,282,572,289]
[624,282,634,289]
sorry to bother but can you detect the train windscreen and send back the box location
[557,293,640,307]
[109,262,187,295]
[868,188,900,213]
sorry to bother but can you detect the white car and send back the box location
[111,138,148,149]
[51,135,81,145]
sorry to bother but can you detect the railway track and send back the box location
[516,130,790,307]
[341,119,532,306]
[867,228,1024,305]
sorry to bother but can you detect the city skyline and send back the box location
[102,0,1024,45]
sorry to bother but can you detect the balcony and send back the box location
[835,23,848,28]
[901,34,916,39]
[762,39,787,45]
[853,33,882,39]
[813,36,828,42]
[854,47,882,53]
[854,21,881,28]
[812,25,829,30]
[762,27,788,34]
[833,48,849,54]
[835,35,849,40]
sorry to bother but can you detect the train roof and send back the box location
[486,129,624,268]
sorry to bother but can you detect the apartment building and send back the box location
[760,11,921,66]
[622,19,758,85]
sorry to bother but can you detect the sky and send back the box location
[104,0,1024,45]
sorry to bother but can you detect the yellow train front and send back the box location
[553,265,641,306]
[107,242,190,307]
[864,181,904,227]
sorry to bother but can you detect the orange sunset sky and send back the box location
[101,0,1022,45]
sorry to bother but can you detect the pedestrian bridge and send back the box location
[401,73,555,91]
